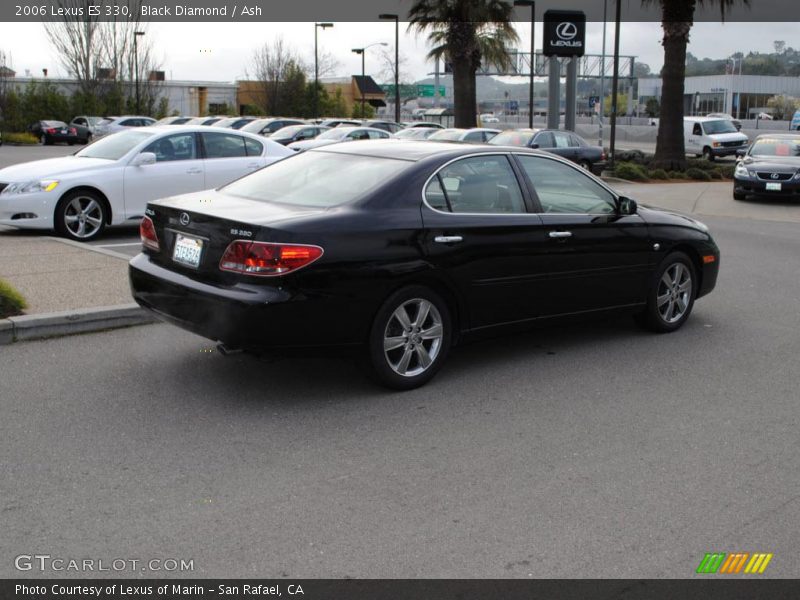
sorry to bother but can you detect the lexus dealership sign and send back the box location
[543,10,586,57]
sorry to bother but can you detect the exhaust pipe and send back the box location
[216,343,243,356]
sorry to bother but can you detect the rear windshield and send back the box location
[489,130,535,146]
[75,130,155,160]
[750,138,800,157]
[221,151,411,207]
[429,129,465,141]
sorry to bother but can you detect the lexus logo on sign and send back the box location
[556,22,577,41]
[543,10,585,57]
[180,212,190,226]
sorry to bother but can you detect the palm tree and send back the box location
[646,0,749,170]
[409,0,519,128]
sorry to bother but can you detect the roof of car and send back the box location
[753,133,800,139]
[316,139,543,161]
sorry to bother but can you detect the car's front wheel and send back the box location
[733,190,746,201]
[54,190,107,241]
[702,147,715,162]
[367,285,451,390]
[637,252,697,333]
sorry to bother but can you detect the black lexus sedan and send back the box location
[733,134,800,200]
[29,120,80,145]
[129,141,720,389]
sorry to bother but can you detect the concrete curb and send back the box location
[0,303,157,345]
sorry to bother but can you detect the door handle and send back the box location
[434,235,463,244]
[186,168,202,174]
[246,163,260,169]
[548,231,573,239]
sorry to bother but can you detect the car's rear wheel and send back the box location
[367,285,451,390]
[637,251,696,333]
[55,190,107,241]
[578,159,592,171]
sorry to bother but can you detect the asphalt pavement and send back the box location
[2,213,800,578]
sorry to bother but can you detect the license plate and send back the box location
[766,182,782,191]
[172,234,204,268]
[60,129,68,134]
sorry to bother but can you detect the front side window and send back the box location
[517,155,616,214]
[533,132,555,148]
[426,155,526,214]
[144,133,197,162]
[202,132,247,158]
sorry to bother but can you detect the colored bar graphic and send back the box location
[744,553,774,574]
[697,553,726,574]
[719,553,749,573]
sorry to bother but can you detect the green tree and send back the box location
[409,0,518,128]
[766,94,799,120]
[645,0,750,170]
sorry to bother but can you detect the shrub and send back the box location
[615,149,648,165]
[709,170,723,180]
[2,132,39,145]
[0,278,27,318]
[669,171,688,180]
[687,158,717,171]
[648,168,669,180]
[614,162,649,181]
[686,167,712,181]
[716,165,736,179]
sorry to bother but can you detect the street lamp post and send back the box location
[314,22,333,120]
[513,0,535,128]
[134,31,145,114]
[378,14,400,123]
[351,42,389,118]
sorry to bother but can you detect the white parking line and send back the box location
[95,242,142,248]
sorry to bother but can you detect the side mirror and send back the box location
[530,143,540,149]
[132,152,156,167]
[736,148,747,158]
[618,196,638,216]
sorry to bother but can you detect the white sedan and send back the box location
[0,126,294,241]
[287,127,392,151]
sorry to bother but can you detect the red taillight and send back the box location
[219,241,323,276]
[69,127,76,134]
[139,216,160,251]
[601,151,607,161]
[46,128,57,134]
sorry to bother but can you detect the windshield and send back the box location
[75,130,155,160]
[317,129,350,140]
[489,130,535,146]
[749,138,800,157]
[221,151,410,207]
[703,120,738,135]
[429,129,465,141]
[87,117,103,126]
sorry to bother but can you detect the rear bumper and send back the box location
[129,253,363,350]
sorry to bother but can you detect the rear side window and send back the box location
[244,137,263,156]
[427,155,526,214]
[202,132,247,158]
[553,131,573,148]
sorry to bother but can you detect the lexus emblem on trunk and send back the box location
[180,212,190,226]
[771,173,780,180]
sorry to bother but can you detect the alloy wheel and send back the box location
[656,262,693,324]
[383,298,444,377]
[63,196,104,239]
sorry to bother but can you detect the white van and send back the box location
[684,117,749,161]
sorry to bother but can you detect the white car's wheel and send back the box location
[55,190,107,241]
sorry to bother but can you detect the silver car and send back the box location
[94,116,157,138]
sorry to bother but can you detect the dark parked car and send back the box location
[490,128,607,174]
[29,121,80,145]
[268,125,330,145]
[240,118,306,137]
[733,133,800,200]
[130,142,720,389]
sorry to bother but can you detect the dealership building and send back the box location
[639,74,800,118]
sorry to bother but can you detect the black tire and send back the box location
[68,141,75,146]
[733,190,746,201]
[54,189,107,242]
[702,147,715,162]
[637,251,697,333]
[366,285,452,390]
[578,159,592,171]
[83,134,92,145]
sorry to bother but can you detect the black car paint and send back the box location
[130,143,719,353]
[733,141,800,198]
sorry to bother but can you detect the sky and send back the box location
[1,21,798,84]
